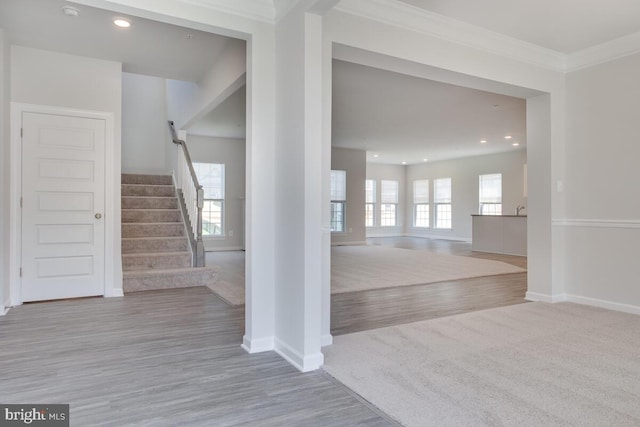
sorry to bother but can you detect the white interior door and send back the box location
[21,112,106,302]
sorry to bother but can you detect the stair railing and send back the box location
[168,121,205,267]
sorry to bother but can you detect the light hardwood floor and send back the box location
[331,237,528,335]
[1,287,395,426]
[208,237,528,335]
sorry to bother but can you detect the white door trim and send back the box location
[10,103,120,306]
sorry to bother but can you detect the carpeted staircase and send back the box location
[121,173,218,292]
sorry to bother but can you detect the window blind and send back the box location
[413,179,429,203]
[365,179,376,203]
[434,178,451,203]
[479,173,502,203]
[330,170,346,201]
[380,180,398,204]
[193,162,225,199]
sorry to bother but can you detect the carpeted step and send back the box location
[122,196,178,210]
[122,222,185,238]
[122,209,182,223]
[122,184,176,197]
[121,174,173,186]
[122,251,192,271]
[122,237,190,254]
[123,266,219,293]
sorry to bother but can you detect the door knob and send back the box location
[95,213,102,219]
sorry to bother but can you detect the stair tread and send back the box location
[121,222,185,225]
[121,208,180,211]
[123,266,218,277]
[122,236,187,240]
[122,251,190,258]
[121,196,177,199]
[122,183,174,187]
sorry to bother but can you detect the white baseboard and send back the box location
[275,338,324,372]
[105,288,124,298]
[564,294,640,316]
[331,241,366,246]
[205,246,244,252]
[1,305,9,316]
[366,233,404,238]
[525,291,567,303]
[321,334,333,347]
[525,291,640,315]
[404,233,472,242]
[241,335,274,353]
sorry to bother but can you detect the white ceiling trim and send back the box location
[566,31,640,72]
[334,0,566,72]
[180,0,276,23]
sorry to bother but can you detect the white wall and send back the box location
[122,72,171,175]
[10,45,123,299]
[366,163,406,237]
[563,52,640,312]
[325,7,565,308]
[0,30,10,313]
[331,147,366,245]
[187,135,246,251]
[406,150,527,241]
[166,39,246,130]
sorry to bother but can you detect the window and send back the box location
[380,180,398,227]
[330,170,346,232]
[193,162,225,236]
[434,178,452,229]
[413,179,429,228]
[479,173,502,215]
[365,179,376,227]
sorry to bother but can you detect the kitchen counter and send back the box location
[471,215,527,256]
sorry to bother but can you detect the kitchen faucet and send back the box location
[516,205,525,216]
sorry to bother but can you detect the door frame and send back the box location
[10,103,119,306]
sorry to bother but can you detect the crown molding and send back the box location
[334,0,566,72]
[566,31,640,72]
[180,0,276,23]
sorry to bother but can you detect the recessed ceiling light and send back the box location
[401,161,407,165]
[373,154,379,158]
[480,139,487,144]
[113,17,131,28]
[504,135,512,140]
[423,158,428,162]
[512,142,520,147]
[62,6,80,17]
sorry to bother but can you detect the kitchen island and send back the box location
[471,214,527,256]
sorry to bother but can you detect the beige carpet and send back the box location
[331,245,524,294]
[206,246,525,305]
[323,302,640,426]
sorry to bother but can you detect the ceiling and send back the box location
[397,0,640,54]
[186,86,247,139]
[0,0,238,82]
[332,60,526,165]
[4,0,640,162]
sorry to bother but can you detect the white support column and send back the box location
[242,28,277,354]
[272,4,325,372]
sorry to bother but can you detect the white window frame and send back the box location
[413,179,429,228]
[330,170,347,232]
[479,173,502,215]
[193,162,225,237]
[380,179,398,227]
[434,177,452,229]
[365,179,376,227]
